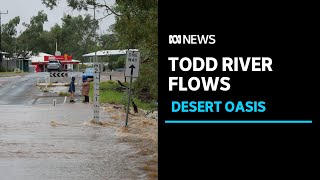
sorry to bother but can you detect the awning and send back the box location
[61,60,81,64]
[32,60,80,64]
[82,49,138,57]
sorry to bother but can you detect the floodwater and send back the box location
[0,104,147,180]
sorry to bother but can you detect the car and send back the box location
[47,60,62,72]
[82,68,94,81]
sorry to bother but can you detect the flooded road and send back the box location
[0,104,145,180]
[0,73,45,105]
[0,73,156,179]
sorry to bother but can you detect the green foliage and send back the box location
[42,0,120,15]
[1,16,20,56]
[114,56,125,69]
[0,67,7,72]
[133,60,158,101]
[113,0,158,100]
[89,81,156,110]
[58,91,69,96]
[58,14,98,60]
[104,56,124,71]
[39,0,159,101]
[17,11,48,53]
[99,34,118,50]
[14,11,97,60]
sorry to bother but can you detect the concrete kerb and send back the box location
[37,83,79,86]
[38,83,67,86]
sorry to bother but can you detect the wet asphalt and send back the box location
[0,73,44,105]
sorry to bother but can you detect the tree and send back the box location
[113,0,158,100]
[42,0,120,16]
[1,16,20,56]
[17,11,48,53]
[59,14,98,60]
[42,0,159,100]
[99,34,118,50]
[16,11,97,60]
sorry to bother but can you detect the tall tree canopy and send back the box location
[17,11,48,53]
[15,11,97,59]
[41,0,158,100]
[1,16,20,55]
[113,0,158,100]
[58,14,98,59]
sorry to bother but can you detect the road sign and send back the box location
[125,50,140,127]
[93,63,100,122]
[125,51,140,77]
[50,72,68,77]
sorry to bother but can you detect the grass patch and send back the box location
[0,72,27,77]
[89,81,157,110]
[58,91,69,96]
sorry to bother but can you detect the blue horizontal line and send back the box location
[165,120,312,124]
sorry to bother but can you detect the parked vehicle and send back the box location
[82,68,94,81]
[47,60,62,72]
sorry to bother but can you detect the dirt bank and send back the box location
[97,103,158,179]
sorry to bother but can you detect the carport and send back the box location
[82,49,138,71]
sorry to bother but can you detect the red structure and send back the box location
[44,54,72,61]
[31,53,80,72]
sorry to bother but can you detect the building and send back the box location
[30,52,81,72]
[0,51,32,72]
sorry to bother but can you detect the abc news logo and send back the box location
[169,35,216,45]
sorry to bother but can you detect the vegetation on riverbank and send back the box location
[89,80,157,111]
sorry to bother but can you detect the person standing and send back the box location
[82,78,91,103]
[69,76,76,103]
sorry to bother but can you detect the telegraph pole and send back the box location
[0,10,9,67]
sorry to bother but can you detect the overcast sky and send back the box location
[1,0,116,35]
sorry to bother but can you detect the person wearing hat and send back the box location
[82,77,91,103]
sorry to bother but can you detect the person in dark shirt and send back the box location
[69,77,76,103]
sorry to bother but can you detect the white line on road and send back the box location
[11,86,15,88]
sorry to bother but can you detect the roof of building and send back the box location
[29,52,80,64]
[82,49,138,57]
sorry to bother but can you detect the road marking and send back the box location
[11,86,15,88]
[63,96,67,104]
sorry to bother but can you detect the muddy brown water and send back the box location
[0,104,148,180]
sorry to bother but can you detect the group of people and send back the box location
[68,76,92,103]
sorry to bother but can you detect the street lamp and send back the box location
[0,10,9,68]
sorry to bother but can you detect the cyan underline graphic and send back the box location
[165,120,312,124]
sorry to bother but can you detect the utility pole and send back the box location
[93,3,97,65]
[0,10,9,68]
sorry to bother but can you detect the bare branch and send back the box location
[93,1,121,16]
